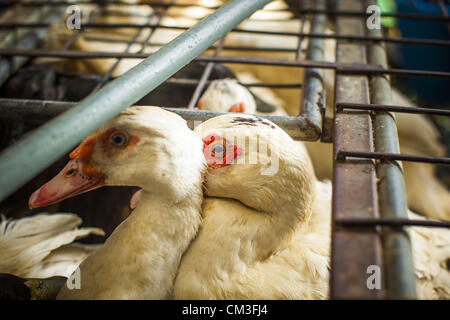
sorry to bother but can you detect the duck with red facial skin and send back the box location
[29,106,205,299]
[173,114,450,300]
[173,113,332,299]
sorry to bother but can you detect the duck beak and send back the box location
[29,159,105,209]
[228,102,245,113]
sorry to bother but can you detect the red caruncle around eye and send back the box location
[202,134,241,168]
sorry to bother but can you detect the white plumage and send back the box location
[175,113,450,299]
[0,213,103,279]
[29,107,205,299]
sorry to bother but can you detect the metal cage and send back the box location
[0,0,449,299]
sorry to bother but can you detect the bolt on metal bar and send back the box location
[367,0,416,298]
[330,0,383,300]
[0,98,314,140]
[336,102,450,116]
[336,151,450,166]
[0,0,274,203]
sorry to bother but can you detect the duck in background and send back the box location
[197,75,287,116]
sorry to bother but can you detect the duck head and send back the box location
[197,79,257,114]
[29,106,205,208]
[194,114,316,221]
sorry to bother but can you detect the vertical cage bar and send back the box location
[366,0,416,299]
[298,0,326,135]
[330,0,384,299]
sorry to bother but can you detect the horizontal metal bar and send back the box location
[3,22,450,47]
[166,78,303,88]
[4,1,450,21]
[0,98,317,141]
[0,0,223,9]
[2,49,450,78]
[0,0,273,203]
[84,36,301,53]
[335,218,450,229]
[298,8,450,21]
[335,63,450,78]
[336,102,450,116]
[336,150,450,165]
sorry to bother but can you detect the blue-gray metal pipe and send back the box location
[367,0,416,299]
[0,0,272,202]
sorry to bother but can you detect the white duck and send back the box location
[0,213,103,279]
[198,78,257,114]
[174,113,332,299]
[198,76,287,116]
[197,71,449,221]
[29,106,205,299]
[174,114,450,300]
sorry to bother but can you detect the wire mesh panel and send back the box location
[0,0,448,299]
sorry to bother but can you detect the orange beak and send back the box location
[228,102,245,113]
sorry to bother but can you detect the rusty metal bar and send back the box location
[330,0,383,300]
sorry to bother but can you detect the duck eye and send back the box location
[211,143,225,157]
[111,133,127,147]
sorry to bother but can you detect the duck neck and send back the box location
[133,189,202,297]
[239,163,317,253]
